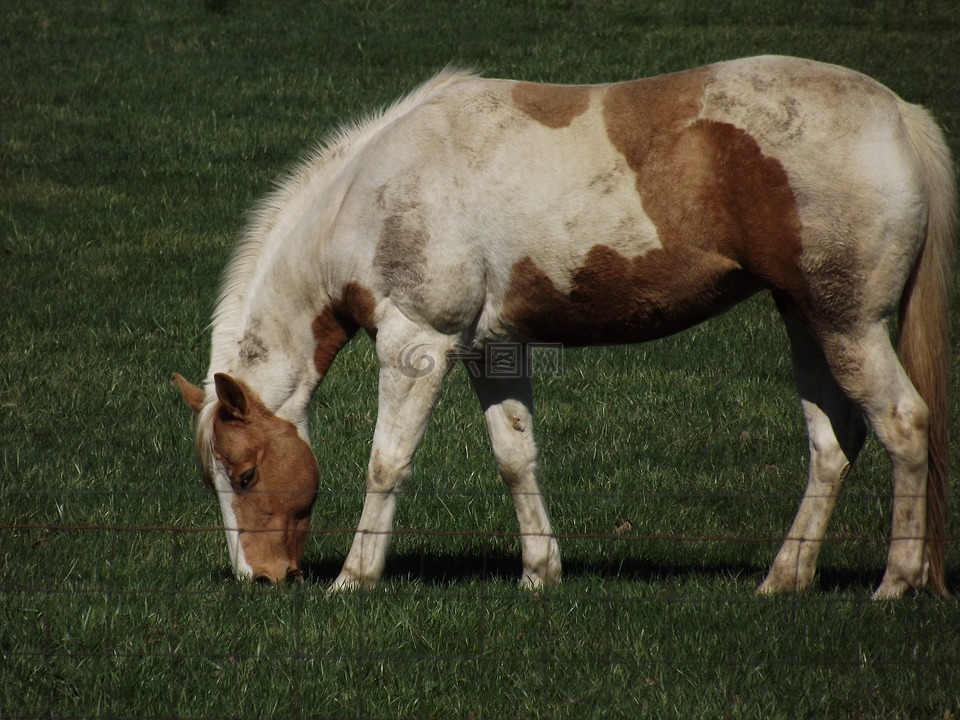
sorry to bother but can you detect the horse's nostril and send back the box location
[286,567,304,584]
[253,574,274,586]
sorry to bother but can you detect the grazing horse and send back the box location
[174,55,955,597]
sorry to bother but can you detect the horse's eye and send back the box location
[236,467,258,491]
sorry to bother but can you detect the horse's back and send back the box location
[339,57,925,345]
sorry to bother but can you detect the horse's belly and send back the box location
[501,243,761,345]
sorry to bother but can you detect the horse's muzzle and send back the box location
[252,567,304,585]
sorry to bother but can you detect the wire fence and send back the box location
[2,490,959,718]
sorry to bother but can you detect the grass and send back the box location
[2,0,960,717]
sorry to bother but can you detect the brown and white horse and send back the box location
[175,56,955,597]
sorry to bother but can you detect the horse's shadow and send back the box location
[298,550,909,595]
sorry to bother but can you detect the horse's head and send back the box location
[173,372,319,584]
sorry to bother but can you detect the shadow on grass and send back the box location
[295,549,935,595]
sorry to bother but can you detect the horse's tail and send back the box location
[897,100,956,597]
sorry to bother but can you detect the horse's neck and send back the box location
[210,278,322,432]
[207,101,381,428]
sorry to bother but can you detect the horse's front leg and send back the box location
[330,316,457,592]
[469,364,561,589]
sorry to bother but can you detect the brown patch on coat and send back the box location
[311,282,378,379]
[796,246,863,333]
[210,375,319,583]
[503,246,757,344]
[376,193,428,301]
[312,307,357,380]
[339,281,378,336]
[238,327,268,366]
[512,82,590,129]
[602,69,805,297]
[503,68,811,343]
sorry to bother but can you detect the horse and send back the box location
[174,55,955,598]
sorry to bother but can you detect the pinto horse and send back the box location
[175,56,955,597]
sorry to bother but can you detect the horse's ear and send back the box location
[213,373,250,422]
[172,373,205,413]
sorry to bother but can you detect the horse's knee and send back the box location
[809,437,849,483]
[894,399,928,444]
[878,398,929,470]
[493,446,538,489]
[808,440,854,499]
[488,409,537,480]
[367,449,413,492]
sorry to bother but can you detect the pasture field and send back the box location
[2,1,960,717]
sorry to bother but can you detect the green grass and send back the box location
[3,0,960,717]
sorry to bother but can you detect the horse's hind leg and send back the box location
[760,305,867,594]
[824,323,932,599]
[469,365,561,588]
[765,303,932,598]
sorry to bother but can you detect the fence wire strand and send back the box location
[2,491,957,719]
